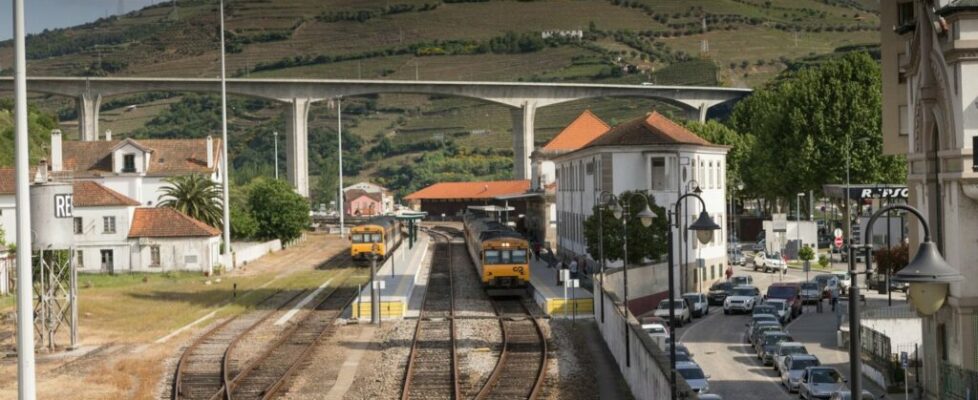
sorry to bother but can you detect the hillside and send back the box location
[0,0,881,201]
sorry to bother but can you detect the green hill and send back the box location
[0,0,881,202]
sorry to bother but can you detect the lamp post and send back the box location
[859,205,963,398]
[797,192,805,258]
[370,243,380,325]
[273,131,279,180]
[681,181,701,294]
[596,191,617,324]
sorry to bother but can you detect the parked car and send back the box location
[799,367,848,399]
[800,281,822,305]
[831,271,851,294]
[763,298,791,323]
[697,395,722,400]
[752,238,766,253]
[756,331,792,365]
[829,390,876,400]
[780,354,821,392]
[730,275,754,287]
[747,321,782,346]
[752,304,779,319]
[814,274,840,299]
[728,248,746,265]
[642,322,669,340]
[724,285,762,314]
[889,279,908,292]
[774,342,809,373]
[708,281,734,305]
[683,292,710,317]
[754,251,788,273]
[766,282,803,318]
[653,298,692,326]
[675,361,710,394]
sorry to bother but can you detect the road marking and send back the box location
[274,278,334,326]
[155,310,218,344]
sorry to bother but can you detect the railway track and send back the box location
[401,229,461,400]
[171,289,307,400]
[225,274,360,400]
[475,298,548,400]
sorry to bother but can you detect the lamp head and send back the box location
[689,210,721,244]
[610,200,623,220]
[692,185,703,195]
[893,240,963,316]
[637,205,657,228]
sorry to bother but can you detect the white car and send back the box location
[642,322,669,345]
[753,251,787,273]
[774,341,809,373]
[653,299,692,326]
[724,285,762,314]
[832,271,851,294]
[764,298,791,323]
[682,292,709,318]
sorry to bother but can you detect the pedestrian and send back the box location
[569,257,579,281]
[533,241,542,261]
[725,265,733,280]
[830,284,840,312]
[816,296,823,313]
[557,257,568,286]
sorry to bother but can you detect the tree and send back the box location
[798,245,815,262]
[582,192,668,265]
[248,178,310,242]
[229,184,258,240]
[683,120,754,191]
[158,174,223,229]
[729,52,906,206]
[873,243,909,276]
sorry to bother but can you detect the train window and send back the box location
[371,233,383,243]
[351,234,365,243]
[501,251,512,264]
[511,250,528,264]
[485,250,501,264]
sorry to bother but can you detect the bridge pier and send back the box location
[285,98,311,197]
[77,92,101,141]
[510,101,537,180]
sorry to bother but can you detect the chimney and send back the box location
[206,135,214,169]
[51,129,63,172]
[105,129,112,141]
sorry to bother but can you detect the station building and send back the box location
[552,111,729,298]
[403,180,530,221]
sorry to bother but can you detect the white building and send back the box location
[881,1,978,397]
[553,111,729,293]
[51,129,223,206]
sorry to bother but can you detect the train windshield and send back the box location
[511,250,527,263]
[351,234,365,243]
[485,250,501,264]
[371,233,382,243]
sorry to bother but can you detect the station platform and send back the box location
[529,257,594,318]
[351,232,431,319]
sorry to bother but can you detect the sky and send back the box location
[0,0,162,40]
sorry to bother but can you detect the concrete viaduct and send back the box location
[0,77,751,196]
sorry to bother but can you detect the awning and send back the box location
[493,191,544,201]
[822,184,908,201]
[467,205,515,212]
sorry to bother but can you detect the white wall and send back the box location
[131,236,220,272]
[0,194,16,246]
[232,239,283,267]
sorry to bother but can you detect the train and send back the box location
[350,216,403,262]
[462,213,531,296]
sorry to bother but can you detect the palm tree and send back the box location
[158,174,223,228]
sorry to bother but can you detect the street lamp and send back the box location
[857,204,962,398]
[797,192,805,257]
[682,181,702,294]
[273,131,279,180]
[370,243,380,325]
[667,190,719,400]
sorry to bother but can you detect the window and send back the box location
[501,250,512,264]
[123,154,136,173]
[511,250,528,264]
[585,161,594,175]
[150,246,161,268]
[100,249,114,271]
[75,250,83,269]
[708,161,714,189]
[351,233,365,243]
[650,157,668,191]
[371,233,382,243]
[103,216,116,234]
[897,2,914,27]
[73,217,83,234]
[899,105,909,136]
[484,250,501,264]
[185,255,198,264]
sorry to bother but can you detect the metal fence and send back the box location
[941,362,978,400]
[861,325,892,366]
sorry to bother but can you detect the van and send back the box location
[766,282,803,318]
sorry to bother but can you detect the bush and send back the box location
[248,179,310,242]
[818,254,829,269]
[799,245,815,261]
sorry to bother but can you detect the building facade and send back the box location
[881,1,978,397]
[404,180,530,220]
[343,182,393,215]
[553,112,729,294]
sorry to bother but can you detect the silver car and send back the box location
[781,355,821,392]
[774,342,809,372]
[676,361,710,393]
[799,366,847,399]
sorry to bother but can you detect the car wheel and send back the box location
[724,309,730,315]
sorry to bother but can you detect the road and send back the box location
[674,263,894,399]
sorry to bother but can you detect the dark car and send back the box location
[766,282,803,318]
[708,281,734,305]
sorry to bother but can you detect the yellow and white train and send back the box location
[350,216,402,262]
[462,213,530,296]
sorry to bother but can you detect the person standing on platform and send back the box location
[558,257,568,286]
[569,257,579,281]
[533,241,542,261]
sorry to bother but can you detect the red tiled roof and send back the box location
[59,138,221,177]
[0,168,13,195]
[72,181,140,207]
[404,180,531,201]
[345,189,382,203]
[581,111,712,149]
[541,110,611,152]
[128,207,220,238]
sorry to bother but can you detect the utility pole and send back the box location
[337,98,345,236]
[13,0,38,397]
[370,247,379,325]
[273,131,278,180]
[218,0,231,274]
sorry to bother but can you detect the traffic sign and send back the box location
[834,228,843,239]
[834,237,844,248]
[900,351,909,368]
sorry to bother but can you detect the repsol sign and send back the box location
[54,194,73,218]
[848,187,909,200]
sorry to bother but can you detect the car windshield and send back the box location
[674,352,692,362]
[683,295,699,303]
[810,369,843,384]
[801,282,819,290]
[754,306,776,314]
[645,326,666,334]
[780,346,808,356]
[815,276,831,285]
[677,367,706,380]
[733,288,756,296]
[658,300,684,309]
[768,252,782,260]
[790,358,820,370]
[711,282,732,291]
[732,277,749,285]
[767,286,798,298]
[767,302,786,310]
[756,325,781,335]
[764,334,788,345]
